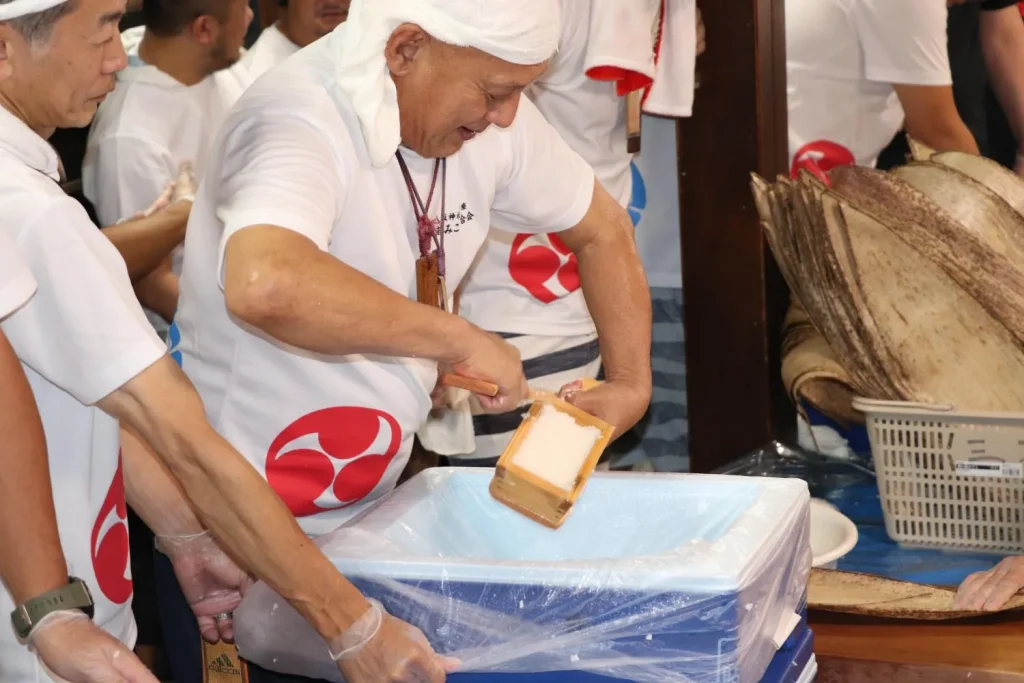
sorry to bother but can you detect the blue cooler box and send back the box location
[236,470,812,683]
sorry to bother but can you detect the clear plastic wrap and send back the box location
[235,469,811,683]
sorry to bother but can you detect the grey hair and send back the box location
[0,0,78,44]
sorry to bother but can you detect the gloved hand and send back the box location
[171,162,198,204]
[334,600,460,683]
[29,610,159,683]
[954,556,1024,611]
[157,531,253,643]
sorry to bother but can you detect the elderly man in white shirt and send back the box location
[0,1,450,682]
[231,0,349,90]
[83,0,253,333]
[168,0,652,677]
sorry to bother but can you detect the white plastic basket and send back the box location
[853,398,1024,554]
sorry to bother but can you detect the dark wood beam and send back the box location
[677,0,793,473]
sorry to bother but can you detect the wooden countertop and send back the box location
[810,610,1024,682]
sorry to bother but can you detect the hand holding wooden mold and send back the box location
[490,379,614,529]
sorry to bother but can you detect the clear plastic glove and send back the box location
[559,378,650,439]
[137,183,176,220]
[157,531,253,643]
[333,600,460,683]
[953,556,1024,611]
[449,331,527,415]
[29,610,159,683]
[172,162,198,203]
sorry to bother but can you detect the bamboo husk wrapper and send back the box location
[753,150,1024,413]
[809,569,1024,620]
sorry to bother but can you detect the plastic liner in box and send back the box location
[235,469,811,683]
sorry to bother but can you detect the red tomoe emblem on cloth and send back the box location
[508,233,581,304]
[790,140,855,183]
[90,456,132,605]
[265,408,402,518]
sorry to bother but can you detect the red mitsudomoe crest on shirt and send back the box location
[265,407,402,518]
[91,456,132,605]
[790,140,855,183]
[508,233,581,304]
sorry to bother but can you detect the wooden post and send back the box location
[677,0,794,473]
[259,0,281,28]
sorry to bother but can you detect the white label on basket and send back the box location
[954,461,1024,479]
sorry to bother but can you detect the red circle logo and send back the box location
[508,233,581,304]
[90,456,132,605]
[265,407,402,517]
[790,140,855,182]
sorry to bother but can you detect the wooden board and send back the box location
[678,0,794,472]
[812,611,1024,678]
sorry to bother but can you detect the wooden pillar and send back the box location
[259,0,282,28]
[677,0,793,473]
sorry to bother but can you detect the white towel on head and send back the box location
[327,0,561,168]
[644,0,698,118]
[0,0,69,20]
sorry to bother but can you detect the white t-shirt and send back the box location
[0,106,166,682]
[786,0,952,169]
[226,23,301,96]
[173,38,595,536]
[457,0,633,337]
[0,231,36,319]
[82,30,238,329]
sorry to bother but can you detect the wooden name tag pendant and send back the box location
[416,252,443,310]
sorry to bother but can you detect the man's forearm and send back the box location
[121,425,204,538]
[905,118,980,156]
[982,7,1024,155]
[134,266,179,323]
[0,330,68,604]
[101,205,187,282]
[224,225,480,362]
[561,184,652,390]
[101,357,370,643]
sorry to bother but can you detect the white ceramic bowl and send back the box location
[809,498,858,569]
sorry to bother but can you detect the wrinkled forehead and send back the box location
[430,39,550,88]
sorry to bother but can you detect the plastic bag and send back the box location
[235,469,811,683]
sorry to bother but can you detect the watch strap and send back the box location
[11,577,94,640]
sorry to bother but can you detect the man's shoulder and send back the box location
[0,158,87,234]
[230,57,352,144]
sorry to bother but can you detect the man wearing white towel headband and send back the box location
[169,0,652,677]
[0,1,453,682]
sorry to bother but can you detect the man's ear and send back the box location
[385,23,428,77]
[190,14,219,46]
[0,30,16,83]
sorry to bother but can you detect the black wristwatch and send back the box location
[11,577,95,640]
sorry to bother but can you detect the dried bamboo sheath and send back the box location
[753,144,1024,412]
